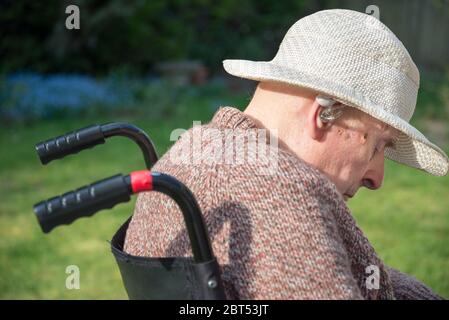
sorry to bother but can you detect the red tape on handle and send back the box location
[130,170,153,193]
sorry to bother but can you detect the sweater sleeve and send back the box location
[225,160,364,299]
[386,266,445,300]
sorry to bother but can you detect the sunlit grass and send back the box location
[0,83,448,299]
[348,160,449,297]
[0,88,248,299]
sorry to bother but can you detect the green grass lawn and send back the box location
[0,84,448,299]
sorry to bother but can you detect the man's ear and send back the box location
[306,100,327,141]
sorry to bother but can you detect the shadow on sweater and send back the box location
[165,201,254,299]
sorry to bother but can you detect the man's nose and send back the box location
[362,154,385,190]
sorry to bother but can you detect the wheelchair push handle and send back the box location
[35,122,158,169]
[35,125,105,165]
[34,174,132,233]
[33,171,215,263]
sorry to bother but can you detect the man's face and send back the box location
[319,109,399,201]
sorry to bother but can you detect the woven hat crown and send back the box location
[272,9,419,122]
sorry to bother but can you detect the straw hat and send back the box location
[223,9,448,176]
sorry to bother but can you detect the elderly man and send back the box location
[124,9,448,299]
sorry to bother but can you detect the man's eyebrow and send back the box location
[384,132,399,148]
[385,138,396,148]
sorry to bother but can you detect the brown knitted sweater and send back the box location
[124,106,443,300]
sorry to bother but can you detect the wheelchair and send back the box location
[33,122,226,299]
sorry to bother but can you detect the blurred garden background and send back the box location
[0,0,448,299]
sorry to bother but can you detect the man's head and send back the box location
[244,81,400,200]
[224,9,448,177]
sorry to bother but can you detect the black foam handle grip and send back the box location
[35,125,105,165]
[34,174,132,233]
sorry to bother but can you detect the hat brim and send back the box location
[223,59,449,176]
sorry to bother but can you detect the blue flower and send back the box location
[1,72,136,121]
